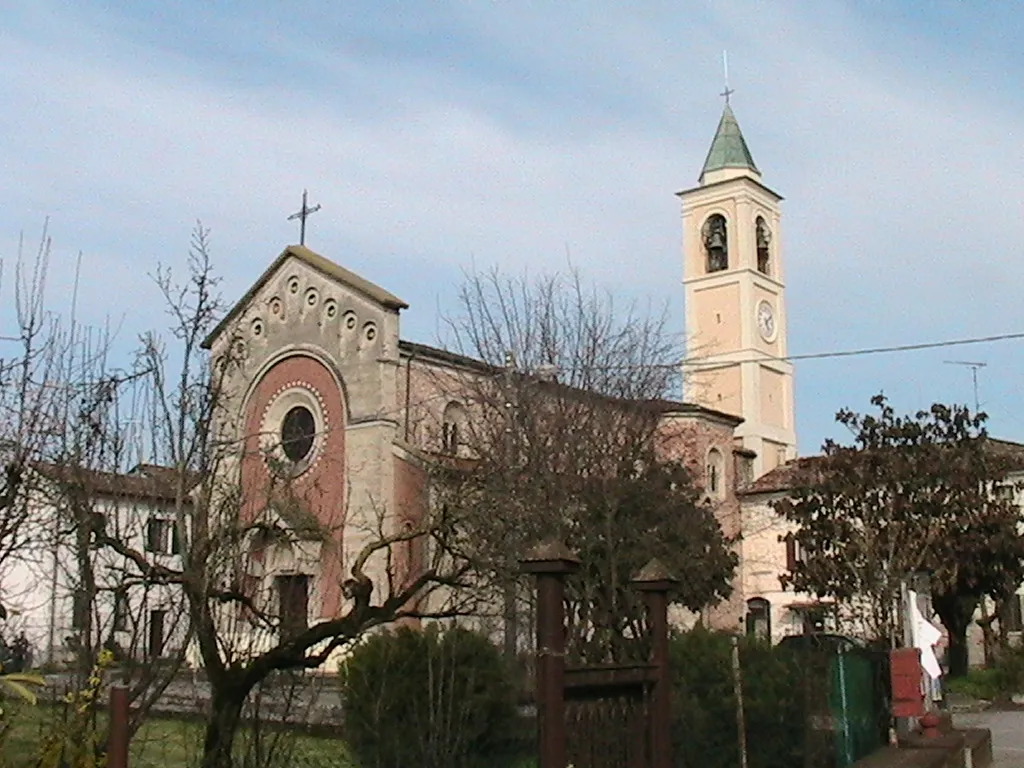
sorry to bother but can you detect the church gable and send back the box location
[203,245,407,354]
[205,245,407,422]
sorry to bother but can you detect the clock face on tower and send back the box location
[756,301,776,341]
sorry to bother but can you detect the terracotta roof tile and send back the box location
[740,436,1024,496]
[33,462,197,504]
[739,456,825,496]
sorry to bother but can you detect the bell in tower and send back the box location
[702,214,728,273]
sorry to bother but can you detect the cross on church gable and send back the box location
[288,190,321,246]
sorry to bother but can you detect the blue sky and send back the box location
[2,1,1023,455]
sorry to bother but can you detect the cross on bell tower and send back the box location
[720,51,734,105]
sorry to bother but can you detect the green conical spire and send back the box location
[699,104,758,182]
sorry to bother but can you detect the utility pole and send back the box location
[942,362,991,671]
[502,350,518,659]
[943,359,992,668]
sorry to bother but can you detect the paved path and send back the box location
[956,710,1024,768]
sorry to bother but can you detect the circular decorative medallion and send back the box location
[259,382,328,477]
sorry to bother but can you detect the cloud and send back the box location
[1,1,1022,452]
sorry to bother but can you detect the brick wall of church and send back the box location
[398,354,751,633]
[392,451,428,586]
[656,413,746,633]
[398,356,477,453]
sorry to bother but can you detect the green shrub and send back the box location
[945,667,1003,700]
[996,644,1024,695]
[945,646,1024,701]
[340,625,521,768]
[670,629,806,768]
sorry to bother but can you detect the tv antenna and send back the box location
[943,360,986,413]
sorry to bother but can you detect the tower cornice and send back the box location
[677,174,783,203]
[683,266,786,290]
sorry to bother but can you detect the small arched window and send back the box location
[702,214,728,273]
[441,401,467,455]
[706,448,725,498]
[746,597,771,640]
[755,216,771,275]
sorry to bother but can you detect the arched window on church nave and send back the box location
[706,447,725,499]
[702,214,728,273]
[755,216,771,275]
[441,401,468,455]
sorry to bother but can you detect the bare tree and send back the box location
[71,226,474,768]
[0,225,143,655]
[0,224,197,768]
[0,225,65,616]
[428,267,737,662]
[0,224,206,760]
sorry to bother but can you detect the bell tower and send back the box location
[679,103,797,477]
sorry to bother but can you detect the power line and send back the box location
[789,332,1024,361]
[682,330,1024,369]
[497,330,1024,374]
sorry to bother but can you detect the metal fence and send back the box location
[672,635,891,768]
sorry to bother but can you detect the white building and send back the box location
[0,463,190,666]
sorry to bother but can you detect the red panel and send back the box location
[241,354,347,618]
[890,648,924,718]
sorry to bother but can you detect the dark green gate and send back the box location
[829,649,890,767]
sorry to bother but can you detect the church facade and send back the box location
[10,105,1023,670]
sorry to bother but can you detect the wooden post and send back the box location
[522,541,580,768]
[633,558,679,768]
[107,684,130,768]
[731,636,749,768]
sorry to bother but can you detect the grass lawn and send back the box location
[2,704,352,768]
